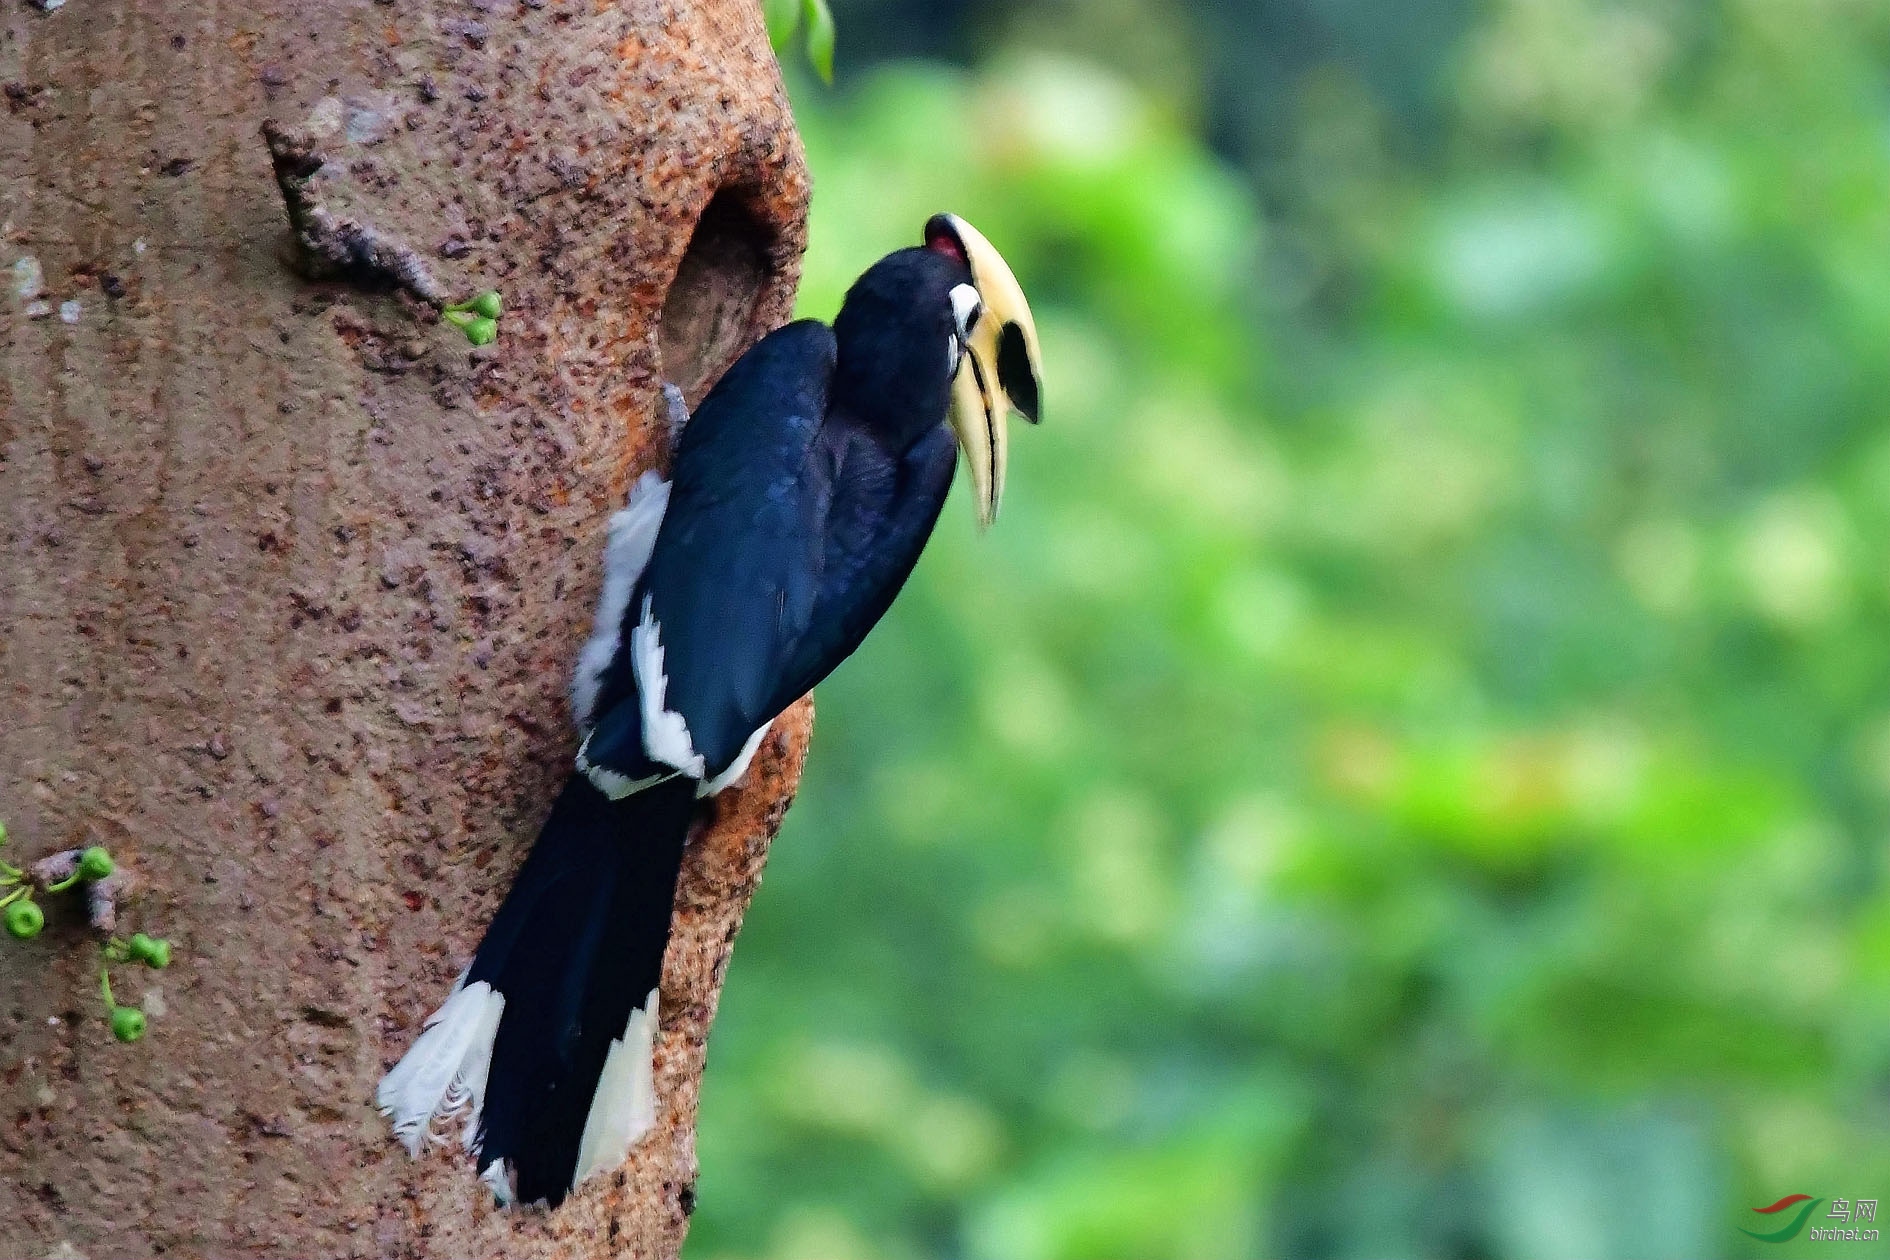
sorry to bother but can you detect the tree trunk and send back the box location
[0,2,809,1256]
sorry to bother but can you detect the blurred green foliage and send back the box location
[695,2,1890,1256]
[765,0,837,85]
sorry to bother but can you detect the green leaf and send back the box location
[763,0,799,52]
[802,0,834,84]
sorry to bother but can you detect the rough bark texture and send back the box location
[0,2,810,1256]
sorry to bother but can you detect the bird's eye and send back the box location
[949,283,982,341]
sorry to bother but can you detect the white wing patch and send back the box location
[699,720,774,797]
[376,977,506,1159]
[631,596,708,778]
[573,987,661,1188]
[572,472,672,729]
[575,731,671,801]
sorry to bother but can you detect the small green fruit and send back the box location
[5,899,43,939]
[469,290,502,319]
[129,933,172,969]
[78,846,114,881]
[442,309,499,346]
[110,1006,146,1043]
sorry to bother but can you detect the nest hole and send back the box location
[658,190,774,404]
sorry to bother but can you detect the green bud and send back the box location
[129,933,172,969]
[78,846,114,881]
[469,290,502,319]
[5,898,43,939]
[442,309,499,345]
[110,1006,146,1043]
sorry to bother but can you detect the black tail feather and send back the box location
[468,773,695,1206]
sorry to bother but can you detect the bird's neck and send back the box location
[829,360,952,452]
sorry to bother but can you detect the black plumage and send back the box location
[467,775,694,1207]
[378,223,1040,1209]
[586,251,968,780]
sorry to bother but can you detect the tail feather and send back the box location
[573,986,660,1184]
[375,977,505,1155]
[378,773,696,1208]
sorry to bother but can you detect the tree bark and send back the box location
[0,2,809,1256]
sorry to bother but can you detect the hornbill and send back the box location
[376,214,1043,1207]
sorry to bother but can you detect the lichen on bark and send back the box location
[0,1,809,1255]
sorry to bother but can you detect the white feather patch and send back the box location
[575,731,670,801]
[699,720,774,797]
[573,987,661,1188]
[572,472,672,730]
[631,596,707,778]
[950,282,981,338]
[376,978,506,1158]
[481,1157,517,1207]
[663,382,691,440]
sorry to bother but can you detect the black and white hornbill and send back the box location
[376,214,1043,1207]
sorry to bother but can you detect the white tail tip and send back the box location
[573,988,661,1187]
[376,978,506,1158]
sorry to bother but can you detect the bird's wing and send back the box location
[754,423,957,725]
[582,318,833,780]
[582,318,957,783]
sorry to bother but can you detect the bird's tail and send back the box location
[376,774,696,1208]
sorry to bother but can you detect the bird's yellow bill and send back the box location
[926,213,1044,528]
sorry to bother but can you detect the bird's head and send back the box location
[924,213,1042,527]
[832,214,1044,527]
